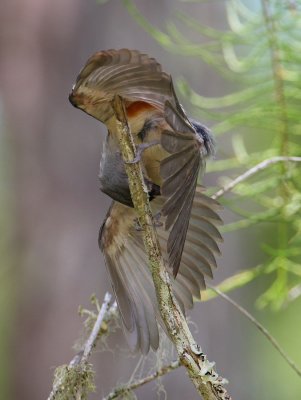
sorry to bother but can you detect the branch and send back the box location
[81,293,114,363]
[212,156,301,200]
[111,95,231,400]
[208,285,301,378]
[261,0,289,160]
[47,293,115,400]
[103,360,181,400]
[201,264,264,302]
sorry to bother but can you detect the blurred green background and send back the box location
[0,0,300,399]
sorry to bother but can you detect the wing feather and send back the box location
[159,101,205,276]
[69,49,174,123]
[99,189,222,353]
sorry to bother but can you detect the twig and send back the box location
[208,285,301,378]
[111,95,231,400]
[212,156,301,200]
[103,360,181,400]
[201,265,264,302]
[261,0,289,160]
[81,293,112,363]
[47,293,113,400]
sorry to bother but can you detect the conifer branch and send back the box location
[208,285,301,378]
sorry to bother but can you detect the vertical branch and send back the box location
[111,95,231,400]
[261,0,289,280]
[261,0,289,158]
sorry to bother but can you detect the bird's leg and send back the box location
[126,140,160,164]
[152,212,163,227]
[133,212,163,231]
[133,218,143,231]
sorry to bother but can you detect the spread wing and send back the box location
[99,202,160,354]
[99,197,222,354]
[160,100,219,276]
[69,49,174,123]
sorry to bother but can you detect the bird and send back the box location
[69,49,222,354]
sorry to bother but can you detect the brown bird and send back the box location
[69,49,222,354]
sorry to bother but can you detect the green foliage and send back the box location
[202,264,264,301]
[123,0,301,310]
[0,96,16,400]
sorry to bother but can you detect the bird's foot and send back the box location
[133,218,143,231]
[126,140,160,164]
[152,212,163,227]
[133,212,163,232]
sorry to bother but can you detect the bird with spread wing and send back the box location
[69,49,222,354]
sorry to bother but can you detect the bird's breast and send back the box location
[126,101,160,134]
[99,138,133,207]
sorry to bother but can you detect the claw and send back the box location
[133,212,163,232]
[126,140,160,164]
[133,218,143,231]
[152,212,163,227]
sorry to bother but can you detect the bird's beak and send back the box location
[69,85,77,107]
